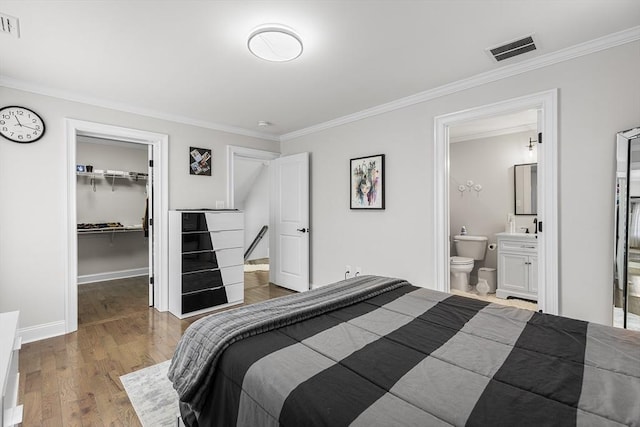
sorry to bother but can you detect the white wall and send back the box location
[76,137,148,226]
[0,86,278,334]
[281,41,640,325]
[450,130,538,271]
[76,137,149,278]
[77,233,148,279]
[242,166,270,261]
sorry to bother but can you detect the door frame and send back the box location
[65,119,169,333]
[226,145,280,209]
[227,145,280,280]
[433,89,559,314]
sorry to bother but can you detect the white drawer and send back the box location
[211,230,244,249]
[205,212,243,231]
[499,239,537,253]
[224,282,244,304]
[220,264,244,285]
[216,247,244,268]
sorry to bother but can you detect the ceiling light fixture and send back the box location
[248,25,303,62]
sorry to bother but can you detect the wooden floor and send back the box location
[18,270,293,426]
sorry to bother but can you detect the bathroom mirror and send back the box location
[613,126,640,330]
[514,163,537,215]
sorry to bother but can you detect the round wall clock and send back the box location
[0,106,46,143]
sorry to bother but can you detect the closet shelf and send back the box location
[77,224,144,235]
[77,171,148,191]
[76,171,148,180]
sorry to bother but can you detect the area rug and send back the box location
[244,263,269,272]
[120,360,179,427]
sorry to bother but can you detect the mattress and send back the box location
[169,276,640,426]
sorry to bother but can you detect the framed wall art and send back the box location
[350,154,384,209]
[189,147,212,176]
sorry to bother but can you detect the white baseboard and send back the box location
[78,268,149,285]
[19,320,66,344]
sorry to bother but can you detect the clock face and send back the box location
[0,106,46,143]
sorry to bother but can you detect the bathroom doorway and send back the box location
[448,110,538,310]
[434,90,558,315]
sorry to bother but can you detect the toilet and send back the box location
[450,235,488,291]
[450,256,475,291]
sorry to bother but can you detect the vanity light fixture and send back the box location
[248,25,303,62]
[527,137,537,158]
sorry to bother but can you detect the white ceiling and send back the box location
[0,1,639,140]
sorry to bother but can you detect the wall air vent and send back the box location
[487,34,536,62]
[0,13,20,38]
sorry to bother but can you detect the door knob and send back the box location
[296,228,309,233]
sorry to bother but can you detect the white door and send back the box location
[271,152,310,292]
[147,145,154,306]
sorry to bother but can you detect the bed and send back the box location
[168,275,640,426]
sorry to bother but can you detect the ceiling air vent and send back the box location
[487,35,536,62]
[0,13,20,38]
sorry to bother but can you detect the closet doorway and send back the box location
[76,136,151,316]
[65,119,168,334]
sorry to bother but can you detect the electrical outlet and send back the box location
[216,200,225,209]
[355,266,362,276]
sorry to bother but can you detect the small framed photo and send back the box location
[350,154,384,209]
[189,147,212,176]
[76,164,86,172]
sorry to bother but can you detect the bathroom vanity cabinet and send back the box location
[496,232,538,302]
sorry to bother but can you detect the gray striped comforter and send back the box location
[169,275,640,426]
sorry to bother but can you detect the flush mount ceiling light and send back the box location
[248,25,303,62]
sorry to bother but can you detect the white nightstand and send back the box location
[1,311,22,427]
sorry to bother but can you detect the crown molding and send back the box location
[449,123,537,144]
[1,26,638,144]
[280,25,640,142]
[0,76,280,142]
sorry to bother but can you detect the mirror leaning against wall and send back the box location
[613,126,640,330]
